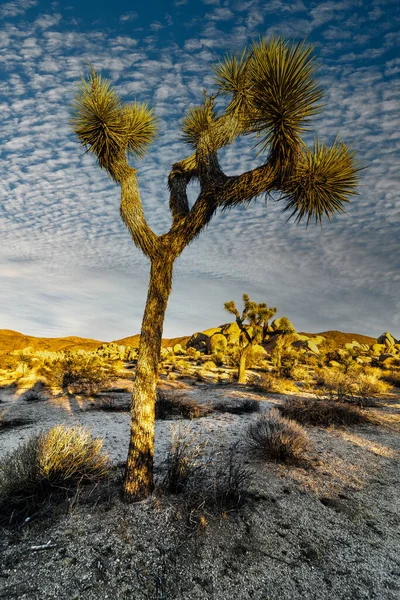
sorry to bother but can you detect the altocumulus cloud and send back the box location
[0,0,399,340]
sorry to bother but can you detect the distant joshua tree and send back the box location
[225,294,277,383]
[71,37,360,501]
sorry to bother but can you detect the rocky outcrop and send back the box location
[270,317,296,333]
[186,332,211,354]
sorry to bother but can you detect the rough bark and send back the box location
[237,343,253,384]
[123,254,174,501]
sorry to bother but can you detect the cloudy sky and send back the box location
[0,0,399,341]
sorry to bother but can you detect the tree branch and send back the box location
[167,161,276,255]
[120,167,159,260]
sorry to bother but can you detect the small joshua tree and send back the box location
[225,294,277,383]
[71,37,360,501]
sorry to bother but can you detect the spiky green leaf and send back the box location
[70,69,156,178]
[182,103,218,148]
[282,139,361,225]
[247,37,323,163]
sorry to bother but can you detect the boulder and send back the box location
[202,327,222,337]
[379,353,395,363]
[221,322,241,345]
[377,332,396,347]
[310,335,326,346]
[271,317,296,333]
[329,360,342,368]
[251,344,267,360]
[186,332,211,354]
[372,343,386,356]
[306,340,320,355]
[173,343,186,355]
[210,333,228,353]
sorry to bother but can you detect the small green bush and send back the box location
[247,409,311,462]
[0,425,110,524]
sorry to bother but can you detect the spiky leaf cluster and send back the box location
[282,140,360,224]
[213,48,253,118]
[71,70,156,179]
[182,103,218,149]
[248,38,323,162]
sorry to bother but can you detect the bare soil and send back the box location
[0,378,399,600]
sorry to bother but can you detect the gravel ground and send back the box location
[0,380,399,599]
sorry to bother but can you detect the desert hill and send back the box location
[114,333,190,350]
[0,327,379,358]
[0,329,103,355]
[300,330,376,347]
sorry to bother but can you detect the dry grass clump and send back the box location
[250,373,298,394]
[159,432,251,518]
[156,390,212,420]
[213,399,260,415]
[209,444,251,511]
[159,428,205,495]
[247,409,312,462]
[0,425,110,525]
[280,397,371,427]
[381,369,400,388]
[289,365,311,382]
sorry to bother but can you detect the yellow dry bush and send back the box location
[38,425,110,482]
[0,425,110,524]
[250,373,298,394]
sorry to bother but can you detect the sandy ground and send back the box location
[0,378,399,599]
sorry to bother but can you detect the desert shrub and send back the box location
[0,417,33,431]
[250,373,298,394]
[155,390,212,420]
[289,365,311,382]
[38,352,117,395]
[213,399,260,415]
[186,347,198,359]
[96,397,130,412]
[0,425,110,524]
[314,366,391,405]
[22,389,45,402]
[212,351,225,367]
[159,428,205,494]
[381,369,400,387]
[202,360,217,371]
[280,397,370,426]
[208,444,251,511]
[162,438,251,525]
[247,409,311,462]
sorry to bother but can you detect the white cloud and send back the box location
[0,0,399,339]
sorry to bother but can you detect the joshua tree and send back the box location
[71,37,360,501]
[225,294,278,383]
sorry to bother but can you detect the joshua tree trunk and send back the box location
[123,254,174,500]
[238,344,250,383]
[238,343,252,384]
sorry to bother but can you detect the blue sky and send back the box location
[0,0,399,341]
